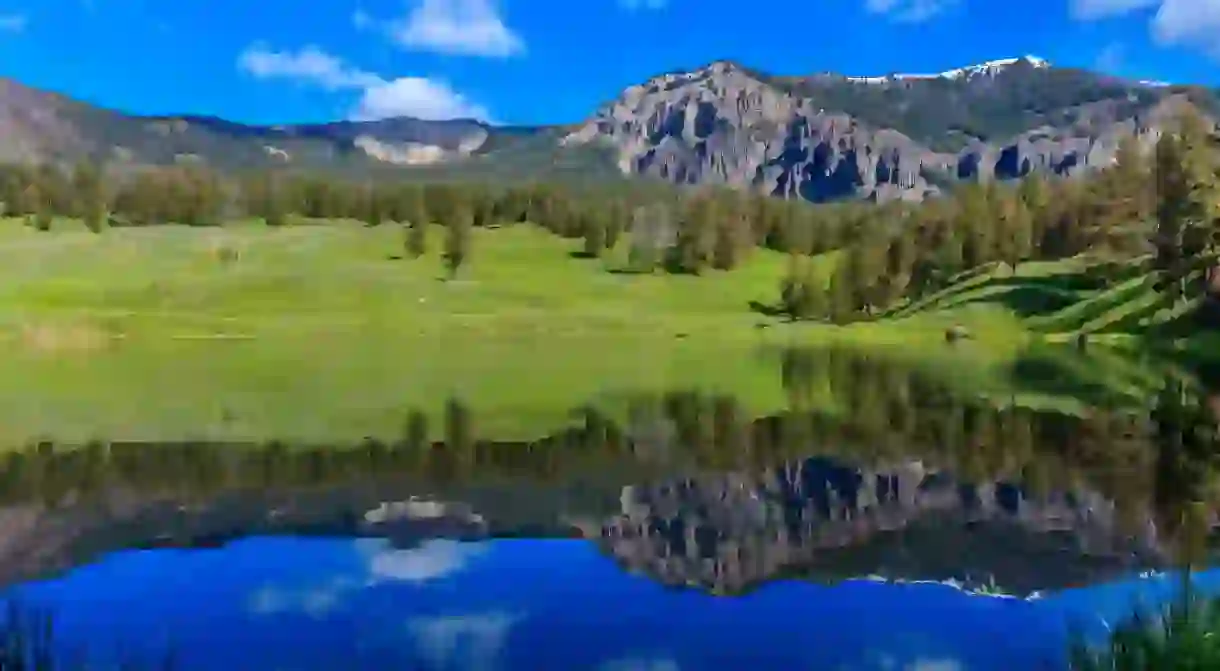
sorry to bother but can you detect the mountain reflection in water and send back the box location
[4,348,1220,670]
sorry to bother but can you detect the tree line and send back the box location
[779,105,1220,323]
[0,105,1216,295]
[0,158,881,277]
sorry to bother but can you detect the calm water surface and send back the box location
[4,348,1220,671]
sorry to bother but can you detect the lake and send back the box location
[2,345,1218,671]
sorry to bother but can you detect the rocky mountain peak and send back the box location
[560,56,1215,202]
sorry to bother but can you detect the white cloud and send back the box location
[365,539,488,582]
[1070,0,1158,19]
[249,576,360,618]
[1071,0,1220,58]
[408,612,522,671]
[620,0,667,9]
[248,539,490,618]
[237,44,491,121]
[391,0,524,57]
[0,13,26,32]
[238,44,381,90]
[864,0,959,22]
[354,78,491,122]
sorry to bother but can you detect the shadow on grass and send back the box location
[985,271,1112,294]
[747,300,789,319]
[567,250,599,260]
[894,262,1139,322]
[939,285,1080,319]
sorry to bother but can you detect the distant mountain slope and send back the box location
[0,56,1217,200]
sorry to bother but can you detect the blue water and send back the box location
[7,536,1208,671]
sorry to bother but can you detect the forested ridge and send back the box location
[1,105,1217,333]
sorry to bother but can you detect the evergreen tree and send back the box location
[779,254,807,319]
[82,191,107,233]
[405,221,427,259]
[71,161,108,234]
[364,185,384,227]
[604,202,625,251]
[28,183,52,231]
[582,211,607,258]
[958,184,994,270]
[403,190,428,258]
[669,196,716,274]
[444,205,473,278]
[1153,107,1219,304]
[712,217,742,270]
[70,161,102,219]
[997,193,1034,274]
[828,271,855,324]
[264,180,287,228]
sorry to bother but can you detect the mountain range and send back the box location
[2,55,1218,202]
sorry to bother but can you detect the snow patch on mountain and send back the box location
[845,55,1051,84]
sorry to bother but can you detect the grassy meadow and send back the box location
[0,217,1207,443]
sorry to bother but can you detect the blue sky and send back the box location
[0,0,1218,126]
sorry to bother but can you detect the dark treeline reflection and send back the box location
[3,349,1220,579]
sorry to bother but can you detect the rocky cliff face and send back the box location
[593,456,1169,596]
[562,58,1212,201]
[563,61,942,202]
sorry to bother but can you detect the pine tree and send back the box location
[82,191,107,233]
[444,205,472,278]
[582,211,607,258]
[364,185,383,227]
[405,221,427,258]
[403,191,428,258]
[28,183,52,232]
[1153,107,1219,304]
[669,196,716,274]
[996,193,1033,274]
[712,217,743,270]
[264,180,287,228]
[828,271,855,324]
[1017,172,1050,257]
[779,254,806,319]
[957,184,994,270]
[604,202,625,251]
[70,161,102,220]
[72,161,108,234]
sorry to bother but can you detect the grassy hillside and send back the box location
[0,218,1026,346]
[1,218,1208,357]
[0,220,1208,443]
[875,253,1220,358]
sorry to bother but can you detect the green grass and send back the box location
[0,219,784,339]
[0,219,1208,443]
[1070,591,1220,670]
[0,218,1037,349]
